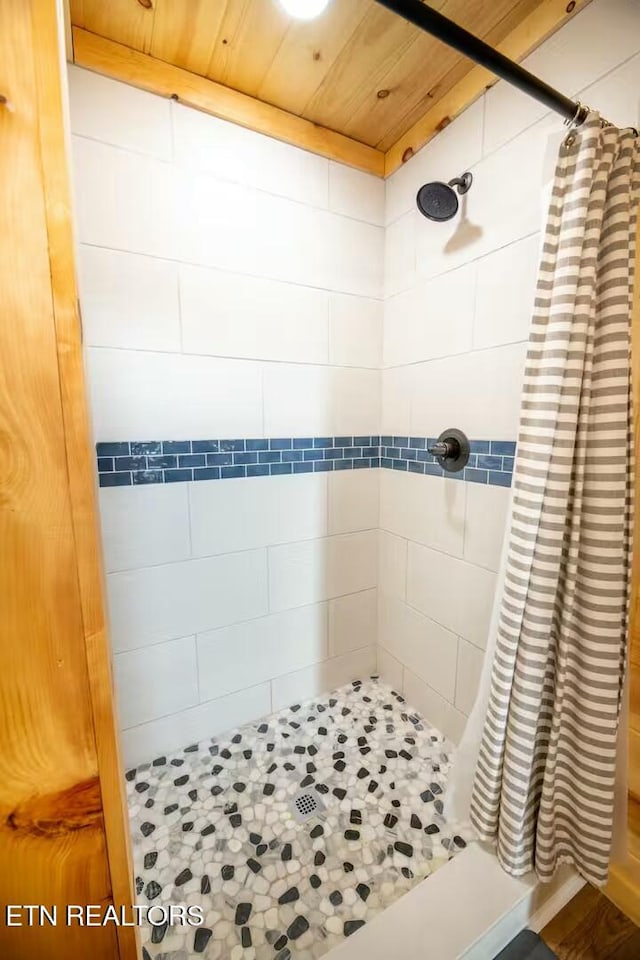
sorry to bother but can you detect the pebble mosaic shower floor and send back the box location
[126,677,469,960]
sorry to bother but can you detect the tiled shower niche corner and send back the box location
[126,678,469,959]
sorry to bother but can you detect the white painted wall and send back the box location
[68,65,383,766]
[378,0,640,743]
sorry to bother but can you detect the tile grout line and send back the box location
[265,540,272,619]
[71,130,385,229]
[86,340,382,370]
[461,470,469,565]
[78,239,385,302]
[453,634,462,716]
[112,588,380,658]
[378,522,500,577]
[403,536,409,604]
[381,227,540,296]
[185,480,194,558]
[380,334,530,370]
[106,530,380,579]
[122,677,276,735]
[194,632,202,706]
[123,644,378,735]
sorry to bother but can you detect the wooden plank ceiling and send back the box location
[69,0,589,175]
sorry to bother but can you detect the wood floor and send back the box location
[541,885,640,960]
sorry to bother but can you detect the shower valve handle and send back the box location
[427,428,470,474]
[428,439,459,458]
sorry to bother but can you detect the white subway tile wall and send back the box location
[172,104,331,208]
[114,636,199,729]
[267,532,378,613]
[406,544,496,652]
[409,342,527,440]
[380,471,465,557]
[189,473,329,557]
[378,0,640,745]
[86,348,265,441]
[69,65,383,765]
[68,0,640,764]
[328,161,385,226]
[328,468,379,536]
[463,483,511,573]
[328,293,383,369]
[196,604,330,705]
[99,484,191,573]
[379,595,458,702]
[107,549,269,652]
[383,260,476,367]
[482,0,640,156]
[121,684,272,768]
[329,588,378,657]
[179,263,330,364]
[270,647,377,713]
[67,66,173,160]
[77,246,181,352]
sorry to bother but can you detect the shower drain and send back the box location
[291,789,325,823]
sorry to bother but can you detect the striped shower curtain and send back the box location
[469,115,640,886]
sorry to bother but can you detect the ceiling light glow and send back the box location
[278,0,331,20]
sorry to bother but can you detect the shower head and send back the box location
[416,172,473,222]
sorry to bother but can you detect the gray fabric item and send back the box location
[494,929,558,960]
[469,114,640,885]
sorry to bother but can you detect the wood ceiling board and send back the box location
[149,0,228,77]
[384,0,593,175]
[301,4,423,145]
[206,0,291,96]
[257,0,371,118]
[343,29,458,146]
[69,0,592,178]
[72,28,385,176]
[69,0,153,54]
[376,0,544,151]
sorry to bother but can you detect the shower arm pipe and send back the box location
[373,0,589,128]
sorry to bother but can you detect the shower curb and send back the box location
[325,844,585,960]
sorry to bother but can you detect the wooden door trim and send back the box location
[32,3,138,957]
[604,196,640,926]
[0,1,137,956]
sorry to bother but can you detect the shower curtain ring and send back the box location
[562,102,588,149]
[563,101,588,129]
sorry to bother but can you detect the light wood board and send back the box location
[0,1,137,956]
[68,0,591,176]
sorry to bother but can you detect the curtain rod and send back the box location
[373,0,590,128]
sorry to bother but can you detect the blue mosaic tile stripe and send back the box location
[379,436,515,488]
[96,436,516,488]
[96,437,382,487]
